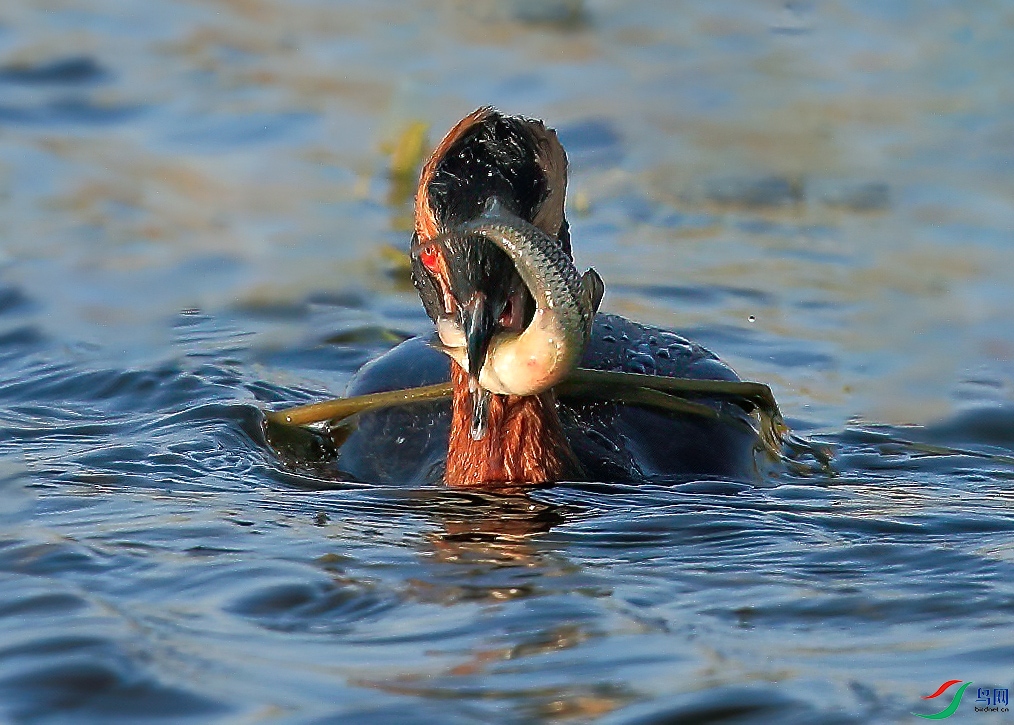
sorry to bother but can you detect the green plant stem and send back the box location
[264,368,780,428]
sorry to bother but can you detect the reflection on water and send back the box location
[0,0,1013,722]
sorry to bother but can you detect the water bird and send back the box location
[283,108,770,488]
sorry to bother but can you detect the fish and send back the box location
[420,198,604,398]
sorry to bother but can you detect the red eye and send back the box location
[419,245,440,273]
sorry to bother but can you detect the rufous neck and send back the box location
[445,365,579,488]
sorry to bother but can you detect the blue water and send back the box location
[1,1,1013,722]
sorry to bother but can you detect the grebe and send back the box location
[332,108,760,488]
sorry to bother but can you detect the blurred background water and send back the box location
[0,1,1013,722]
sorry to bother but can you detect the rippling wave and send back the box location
[2,0,1014,722]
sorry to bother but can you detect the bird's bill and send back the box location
[460,290,495,382]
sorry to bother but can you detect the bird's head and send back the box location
[410,107,571,395]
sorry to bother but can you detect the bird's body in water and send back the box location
[337,108,760,489]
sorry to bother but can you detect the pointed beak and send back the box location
[460,290,499,441]
[460,290,495,382]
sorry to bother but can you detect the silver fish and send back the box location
[433,198,603,399]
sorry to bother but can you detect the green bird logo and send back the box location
[913,680,971,720]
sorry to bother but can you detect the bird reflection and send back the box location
[419,490,566,570]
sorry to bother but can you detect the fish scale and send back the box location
[452,201,595,344]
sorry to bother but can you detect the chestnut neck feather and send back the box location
[445,365,579,488]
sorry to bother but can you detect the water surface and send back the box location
[1,1,1013,722]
